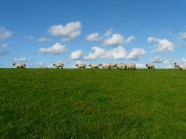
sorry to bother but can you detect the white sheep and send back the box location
[115,64,126,70]
[174,63,180,69]
[126,64,136,70]
[99,64,110,69]
[89,64,99,69]
[13,63,26,68]
[109,63,116,69]
[76,63,86,68]
[180,67,186,71]
[146,64,155,69]
[53,63,64,68]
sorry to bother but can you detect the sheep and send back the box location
[13,63,26,68]
[76,63,86,68]
[126,64,136,70]
[115,64,126,70]
[53,63,64,68]
[89,64,99,69]
[109,63,116,69]
[99,64,111,69]
[180,67,186,71]
[146,64,155,69]
[174,63,180,69]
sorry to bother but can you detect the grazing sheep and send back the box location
[126,64,136,70]
[180,67,186,71]
[174,63,180,69]
[53,63,64,68]
[76,63,86,68]
[146,64,155,69]
[99,64,111,69]
[115,64,126,70]
[89,64,99,69]
[13,63,26,68]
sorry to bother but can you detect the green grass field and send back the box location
[0,69,186,138]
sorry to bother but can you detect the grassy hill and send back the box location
[0,69,186,138]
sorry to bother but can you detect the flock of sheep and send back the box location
[12,62,186,70]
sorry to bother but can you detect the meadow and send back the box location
[0,69,186,139]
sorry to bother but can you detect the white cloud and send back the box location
[178,58,186,67]
[147,37,175,52]
[14,57,31,62]
[103,29,113,37]
[39,42,67,54]
[149,56,167,63]
[84,47,106,60]
[33,62,46,68]
[27,35,34,40]
[127,48,145,60]
[71,50,83,60]
[149,56,174,68]
[48,21,81,41]
[83,46,145,60]
[0,51,7,56]
[136,64,146,68]
[37,37,52,43]
[178,32,186,41]
[86,33,101,42]
[0,26,13,41]
[1,43,9,48]
[103,34,135,46]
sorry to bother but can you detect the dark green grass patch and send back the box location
[0,69,186,138]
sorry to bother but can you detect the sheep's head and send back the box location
[13,63,15,66]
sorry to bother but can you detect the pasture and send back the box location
[0,69,186,138]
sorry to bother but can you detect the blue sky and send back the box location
[1,0,186,68]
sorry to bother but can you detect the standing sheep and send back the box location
[109,63,116,69]
[76,63,86,68]
[53,63,64,68]
[89,64,99,69]
[126,64,136,70]
[115,64,126,70]
[13,63,26,68]
[174,63,180,69]
[99,64,111,69]
[146,64,155,69]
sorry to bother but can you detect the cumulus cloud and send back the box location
[1,43,9,48]
[83,46,145,60]
[14,57,31,62]
[178,58,186,67]
[71,50,83,60]
[86,33,101,42]
[37,37,52,43]
[48,21,81,41]
[147,37,175,52]
[178,32,186,41]
[39,42,67,54]
[0,26,13,41]
[103,34,135,46]
[136,64,146,68]
[0,51,7,56]
[127,48,145,60]
[149,56,174,68]
[103,29,113,37]
[149,56,167,63]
